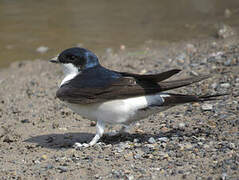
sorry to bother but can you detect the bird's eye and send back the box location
[68,55,76,61]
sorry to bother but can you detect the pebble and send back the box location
[201,104,213,111]
[41,155,48,161]
[126,175,134,180]
[224,58,232,66]
[90,121,96,126]
[36,46,48,53]
[58,166,68,173]
[158,151,169,159]
[217,23,235,39]
[120,45,126,50]
[133,154,141,159]
[220,83,230,88]
[148,137,156,144]
[45,164,54,170]
[158,137,169,142]
[224,9,232,18]
[178,122,186,130]
[186,43,196,53]
[211,82,218,89]
[21,119,30,123]
[221,173,227,180]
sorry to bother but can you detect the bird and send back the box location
[50,47,225,148]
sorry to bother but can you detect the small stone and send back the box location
[134,154,141,159]
[203,144,210,149]
[217,23,235,39]
[211,82,218,89]
[211,42,217,48]
[140,69,147,74]
[90,121,96,126]
[120,45,126,50]
[76,43,83,47]
[58,166,68,173]
[201,104,213,111]
[221,173,227,180]
[148,137,156,144]
[41,155,48,161]
[21,119,30,123]
[36,46,48,53]
[224,58,232,66]
[178,122,186,130]
[184,143,193,150]
[220,83,230,88]
[158,151,169,159]
[45,164,54,169]
[186,43,196,53]
[126,175,134,180]
[158,137,169,142]
[224,9,232,18]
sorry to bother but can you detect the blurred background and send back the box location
[0,0,239,68]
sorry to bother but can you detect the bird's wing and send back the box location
[56,67,210,104]
[115,69,181,82]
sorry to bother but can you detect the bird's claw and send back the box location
[73,142,90,149]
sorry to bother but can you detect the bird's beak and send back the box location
[49,56,60,63]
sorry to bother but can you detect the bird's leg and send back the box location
[88,120,105,146]
[74,120,105,149]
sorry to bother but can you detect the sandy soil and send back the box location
[0,36,238,180]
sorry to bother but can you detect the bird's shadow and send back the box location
[25,128,209,149]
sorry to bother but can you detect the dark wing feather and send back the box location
[57,76,162,104]
[56,66,211,104]
[162,93,226,106]
[116,69,181,82]
[158,74,210,91]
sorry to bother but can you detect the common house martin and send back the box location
[50,47,225,148]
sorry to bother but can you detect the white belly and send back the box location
[65,94,167,125]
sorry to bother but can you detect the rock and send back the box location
[201,104,213,111]
[36,46,48,53]
[216,23,235,39]
[178,122,186,130]
[40,155,48,161]
[45,164,54,170]
[221,173,227,180]
[184,143,193,150]
[58,166,68,173]
[158,137,169,142]
[224,58,232,66]
[186,43,196,53]
[120,45,126,50]
[90,121,96,126]
[211,82,218,89]
[21,119,30,123]
[148,137,156,144]
[133,154,141,159]
[126,175,134,180]
[220,83,230,88]
[224,9,232,18]
[158,151,169,159]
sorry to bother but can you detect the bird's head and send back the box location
[50,47,100,73]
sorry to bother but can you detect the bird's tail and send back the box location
[161,93,228,106]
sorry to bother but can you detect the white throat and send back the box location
[60,63,80,87]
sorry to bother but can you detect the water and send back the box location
[0,0,239,67]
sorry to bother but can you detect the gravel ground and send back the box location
[0,36,238,180]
